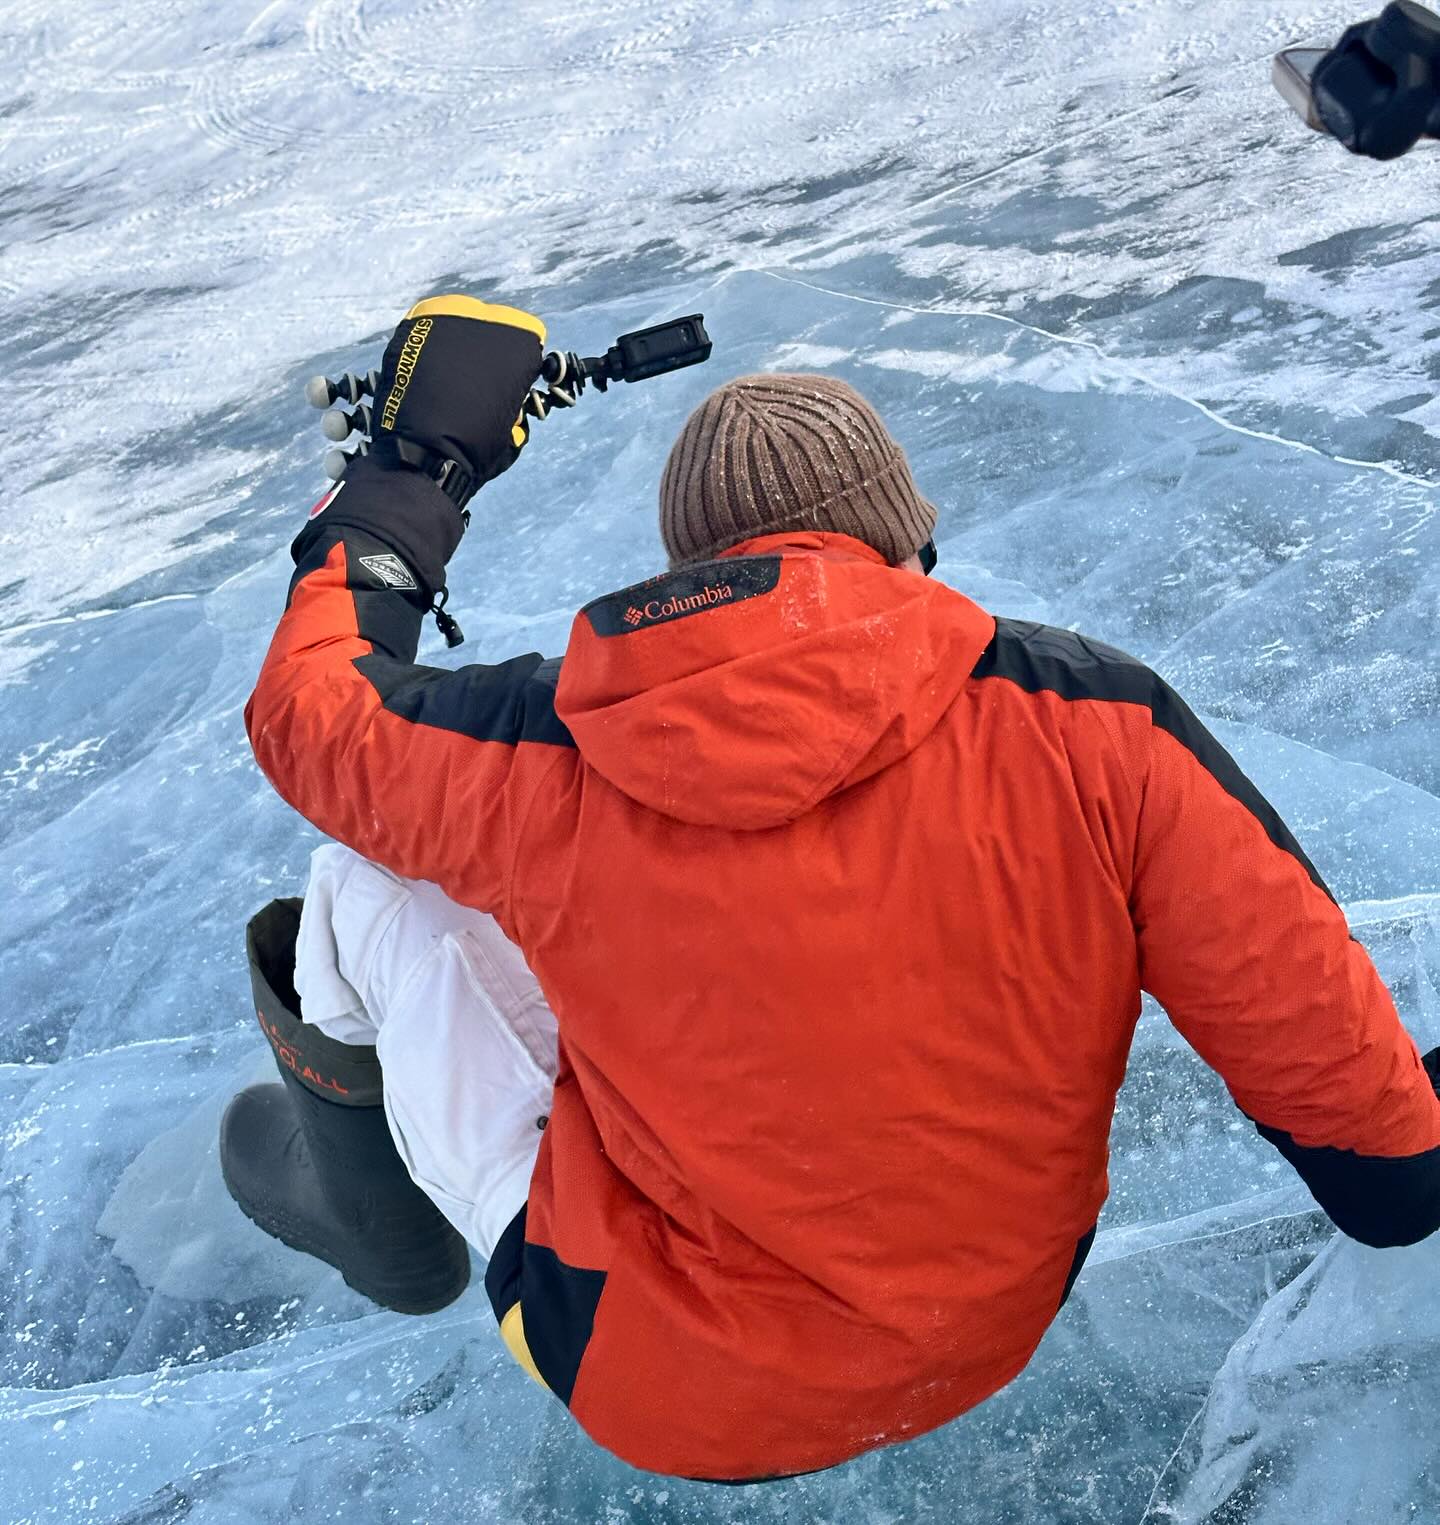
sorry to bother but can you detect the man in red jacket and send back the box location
[227,295,1440,1483]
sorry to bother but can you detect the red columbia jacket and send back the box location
[248,520,1440,1481]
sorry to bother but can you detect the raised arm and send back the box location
[1131,675,1440,1247]
[245,297,576,919]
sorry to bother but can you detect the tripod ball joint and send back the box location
[323,440,371,481]
[322,403,373,442]
[305,370,381,410]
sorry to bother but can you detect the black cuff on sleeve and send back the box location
[286,519,432,665]
[1255,1119,1440,1248]
[291,457,465,601]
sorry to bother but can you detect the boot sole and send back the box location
[219,1112,470,1316]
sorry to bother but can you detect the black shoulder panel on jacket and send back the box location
[971,619,1154,705]
[353,650,575,749]
[1254,1120,1440,1248]
[971,618,1332,899]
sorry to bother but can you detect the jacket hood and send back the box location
[554,533,996,829]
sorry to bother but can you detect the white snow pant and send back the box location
[292,843,559,1260]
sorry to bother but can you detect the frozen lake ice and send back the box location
[2,2,1439,1520]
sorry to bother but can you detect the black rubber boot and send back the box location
[220,898,470,1315]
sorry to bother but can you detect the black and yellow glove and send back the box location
[370,295,546,508]
[290,297,545,645]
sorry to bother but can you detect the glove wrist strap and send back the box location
[372,436,476,520]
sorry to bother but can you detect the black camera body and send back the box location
[543,315,713,393]
[610,316,712,383]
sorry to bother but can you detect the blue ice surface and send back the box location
[3,3,1440,1521]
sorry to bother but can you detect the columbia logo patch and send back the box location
[584,556,783,637]
[358,553,418,591]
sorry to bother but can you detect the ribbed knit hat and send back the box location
[659,373,938,566]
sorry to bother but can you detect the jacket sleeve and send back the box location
[244,475,574,921]
[1130,675,1440,1248]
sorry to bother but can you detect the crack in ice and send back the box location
[756,268,1440,492]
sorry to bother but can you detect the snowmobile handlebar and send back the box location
[306,314,713,479]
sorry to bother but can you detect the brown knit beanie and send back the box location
[658,373,938,566]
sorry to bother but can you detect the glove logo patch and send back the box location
[380,317,433,430]
[358,553,419,591]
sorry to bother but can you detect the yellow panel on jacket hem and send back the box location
[500,1302,548,1390]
